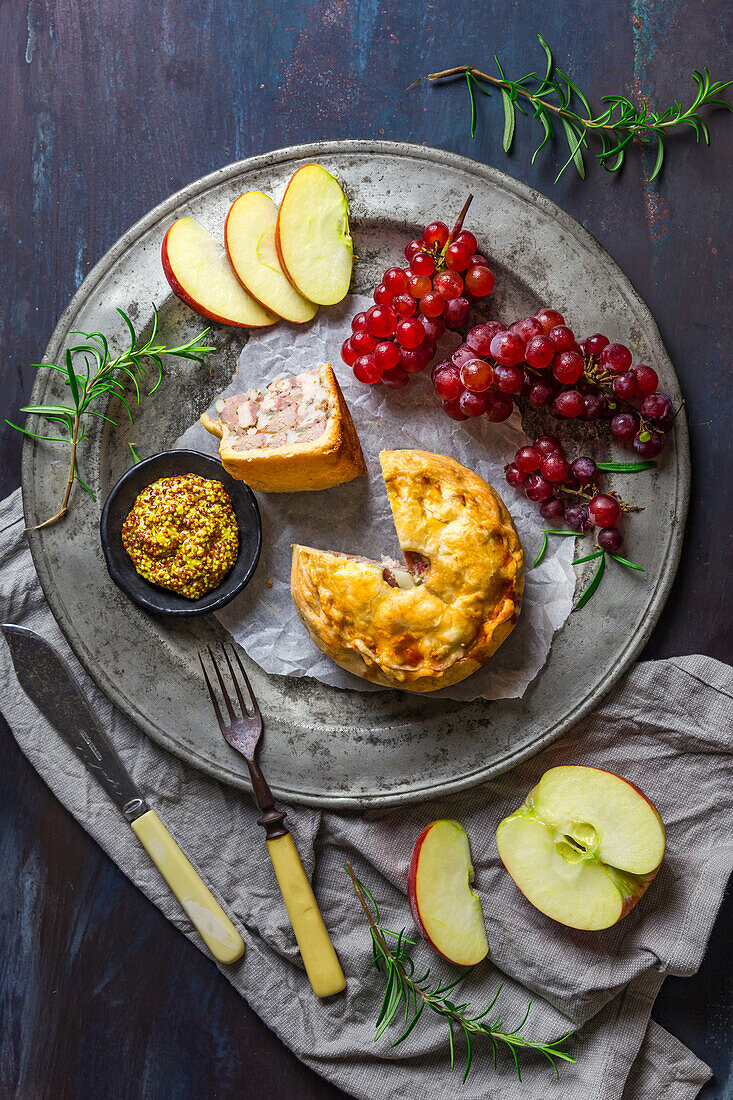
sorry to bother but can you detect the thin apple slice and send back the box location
[226,192,317,324]
[276,164,353,305]
[496,765,665,931]
[162,216,277,328]
[408,819,489,966]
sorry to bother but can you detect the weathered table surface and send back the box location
[1,2,730,1097]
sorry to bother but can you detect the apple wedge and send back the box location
[225,192,318,324]
[408,819,489,966]
[496,765,666,931]
[162,216,277,328]
[276,164,353,305]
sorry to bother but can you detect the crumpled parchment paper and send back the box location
[176,295,575,699]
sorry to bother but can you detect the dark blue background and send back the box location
[1,2,730,1096]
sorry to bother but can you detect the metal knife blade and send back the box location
[2,624,148,822]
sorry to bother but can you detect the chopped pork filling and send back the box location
[216,369,331,452]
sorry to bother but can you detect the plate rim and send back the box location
[22,139,691,807]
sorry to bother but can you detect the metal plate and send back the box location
[22,141,690,808]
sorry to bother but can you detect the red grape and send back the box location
[470,253,489,267]
[549,325,576,352]
[373,283,393,305]
[640,393,672,421]
[410,251,436,277]
[383,267,409,294]
[534,308,565,335]
[459,390,488,417]
[400,344,432,373]
[423,221,449,248]
[515,445,541,473]
[460,359,494,392]
[445,242,472,271]
[582,393,606,420]
[420,291,445,318]
[588,494,621,527]
[444,296,470,329]
[494,364,524,394]
[433,271,464,300]
[571,456,598,484]
[554,390,584,418]
[392,293,417,318]
[374,341,400,371]
[600,343,632,374]
[395,318,425,349]
[585,333,609,357]
[421,315,446,342]
[431,359,451,382]
[565,504,590,532]
[540,498,565,524]
[552,350,584,384]
[505,463,527,488]
[464,265,495,296]
[452,343,476,368]
[633,365,659,396]
[381,366,410,389]
[367,306,397,338]
[598,527,623,552]
[525,335,555,370]
[611,371,638,399]
[341,338,358,366]
[529,379,554,406]
[534,434,563,456]
[610,412,639,444]
[405,238,423,261]
[633,430,665,458]
[351,330,376,354]
[352,311,370,334]
[485,392,514,422]
[490,331,526,367]
[443,398,469,420]
[353,355,381,384]
[433,365,463,400]
[454,230,477,254]
[540,452,570,483]
[525,474,554,502]
[407,273,431,299]
[467,321,506,355]
[512,317,544,343]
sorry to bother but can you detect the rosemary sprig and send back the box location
[533,531,644,609]
[426,36,732,181]
[6,306,215,528]
[344,862,574,1082]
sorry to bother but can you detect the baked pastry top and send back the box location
[201,363,365,492]
[291,449,524,692]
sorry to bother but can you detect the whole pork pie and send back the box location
[201,363,366,492]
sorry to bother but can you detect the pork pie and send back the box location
[291,449,524,692]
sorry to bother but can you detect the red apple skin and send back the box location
[407,822,479,966]
[501,765,665,929]
[161,224,274,329]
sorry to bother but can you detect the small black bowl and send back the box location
[100,449,262,617]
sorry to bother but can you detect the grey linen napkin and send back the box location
[1,485,730,1100]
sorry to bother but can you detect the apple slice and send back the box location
[162,216,277,328]
[275,164,353,305]
[496,765,666,931]
[225,192,318,323]
[408,819,489,966]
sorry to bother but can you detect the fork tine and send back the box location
[230,645,262,723]
[198,652,226,732]
[222,644,252,717]
[206,644,237,720]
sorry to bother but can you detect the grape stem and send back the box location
[445,193,474,251]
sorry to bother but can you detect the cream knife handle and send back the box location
[266,832,346,998]
[131,810,244,965]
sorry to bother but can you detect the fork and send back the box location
[199,644,346,998]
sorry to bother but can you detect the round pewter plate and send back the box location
[22,141,689,808]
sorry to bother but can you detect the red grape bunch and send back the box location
[342,200,495,390]
[505,434,629,551]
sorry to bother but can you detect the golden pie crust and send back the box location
[291,449,524,692]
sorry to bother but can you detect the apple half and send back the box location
[225,192,318,323]
[275,164,353,305]
[408,819,490,966]
[162,216,277,328]
[496,765,666,931]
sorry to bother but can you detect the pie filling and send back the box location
[216,368,331,452]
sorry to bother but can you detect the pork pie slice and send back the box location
[291,449,524,693]
[201,363,365,492]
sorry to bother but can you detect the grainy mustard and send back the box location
[122,474,239,599]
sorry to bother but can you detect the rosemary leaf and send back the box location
[609,553,645,572]
[501,88,516,150]
[533,531,549,567]
[575,550,605,609]
[596,460,657,472]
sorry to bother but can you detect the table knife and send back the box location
[2,623,244,965]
